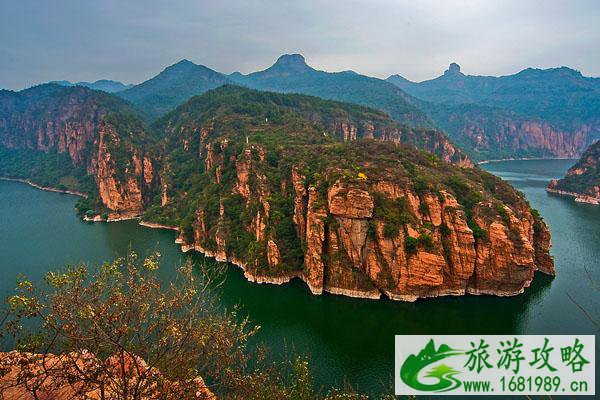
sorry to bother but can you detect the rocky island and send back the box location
[0,83,554,301]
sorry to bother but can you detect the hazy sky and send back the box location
[1,0,599,90]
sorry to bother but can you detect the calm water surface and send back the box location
[1,159,599,396]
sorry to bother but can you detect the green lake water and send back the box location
[0,159,598,396]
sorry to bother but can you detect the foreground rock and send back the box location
[0,351,215,400]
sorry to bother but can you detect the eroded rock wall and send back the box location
[175,150,554,301]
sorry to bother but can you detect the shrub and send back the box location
[417,233,434,250]
[84,209,96,218]
[373,193,413,238]
[468,219,487,240]
[180,214,196,243]
[383,223,399,239]
[404,236,418,254]
[440,223,451,236]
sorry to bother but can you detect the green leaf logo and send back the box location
[400,339,464,392]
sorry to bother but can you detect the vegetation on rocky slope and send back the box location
[0,79,556,397]
[118,59,233,118]
[549,140,600,199]
[0,84,552,300]
[388,64,600,160]
[230,54,431,128]
[0,84,159,214]
[142,85,552,300]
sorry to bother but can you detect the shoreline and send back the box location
[5,178,550,302]
[546,187,600,205]
[177,240,306,287]
[0,177,88,198]
[477,156,575,165]
[129,220,307,288]
[138,221,179,230]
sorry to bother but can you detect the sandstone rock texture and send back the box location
[174,144,554,301]
[314,117,473,167]
[453,117,597,159]
[0,85,157,219]
[0,351,215,400]
[1,84,555,302]
[92,123,150,218]
[151,87,554,302]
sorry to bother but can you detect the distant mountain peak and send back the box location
[165,59,198,71]
[387,74,414,84]
[270,54,311,73]
[444,62,463,76]
[276,53,306,64]
[118,58,230,118]
[517,66,583,78]
[174,58,195,66]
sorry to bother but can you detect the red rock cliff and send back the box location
[436,108,599,159]
[0,85,157,218]
[174,142,554,302]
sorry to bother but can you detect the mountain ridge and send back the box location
[0,84,554,301]
[228,53,432,128]
[51,79,134,93]
[387,63,600,160]
[118,59,233,118]
[147,85,553,300]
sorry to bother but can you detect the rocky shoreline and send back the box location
[477,156,574,165]
[82,214,140,222]
[138,221,179,230]
[176,238,305,286]
[7,177,554,303]
[546,186,600,205]
[0,177,88,198]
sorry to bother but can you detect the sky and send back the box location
[1,0,599,90]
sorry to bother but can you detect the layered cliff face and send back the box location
[149,86,553,301]
[425,104,598,160]
[0,84,110,165]
[0,84,158,218]
[548,140,600,204]
[176,144,552,300]
[90,119,157,218]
